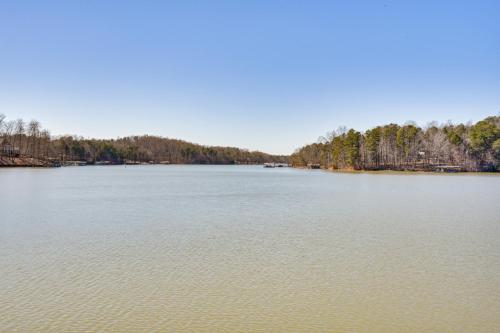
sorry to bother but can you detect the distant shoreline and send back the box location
[0,157,56,168]
[291,164,500,174]
[0,156,274,168]
[2,159,498,175]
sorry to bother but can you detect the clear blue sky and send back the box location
[1,1,499,154]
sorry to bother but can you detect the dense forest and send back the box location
[291,116,500,172]
[0,114,287,166]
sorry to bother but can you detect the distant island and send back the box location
[291,116,500,172]
[0,114,287,167]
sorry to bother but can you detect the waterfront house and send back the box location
[0,139,20,157]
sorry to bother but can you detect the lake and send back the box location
[1,165,499,332]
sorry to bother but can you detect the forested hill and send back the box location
[291,116,500,172]
[0,114,288,165]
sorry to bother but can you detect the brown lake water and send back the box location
[1,165,499,332]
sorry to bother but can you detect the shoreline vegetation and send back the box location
[291,115,500,172]
[0,114,287,168]
[1,114,499,173]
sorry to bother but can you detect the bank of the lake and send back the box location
[294,165,500,175]
[0,156,57,167]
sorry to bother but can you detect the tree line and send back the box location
[0,114,287,165]
[291,116,500,172]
